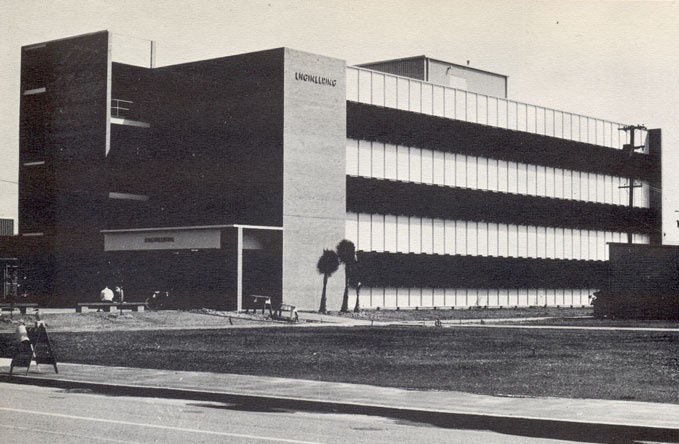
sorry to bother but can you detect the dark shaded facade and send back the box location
[13,31,345,309]
[594,243,679,319]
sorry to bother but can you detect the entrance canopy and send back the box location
[102,224,283,311]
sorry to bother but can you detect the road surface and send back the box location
[0,382,580,444]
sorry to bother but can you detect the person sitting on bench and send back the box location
[98,286,114,311]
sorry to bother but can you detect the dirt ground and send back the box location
[0,306,598,333]
[0,309,275,333]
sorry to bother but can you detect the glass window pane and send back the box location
[345,213,358,244]
[554,228,564,259]
[384,215,397,252]
[397,215,409,253]
[561,169,570,200]
[478,157,488,191]
[346,139,358,175]
[385,75,397,108]
[596,174,605,204]
[444,219,456,254]
[466,156,477,189]
[487,158,498,192]
[564,229,573,259]
[537,226,546,258]
[487,97,498,127]
[456,90,467,121]
[478,222,488,256]
[527,105,536,133]
[409,147,422,183]
[433,86,445,117]
[518,225,528,257]
[444,152,455,187]
[371,73,385,106]
[372,214,384,252]
[487,223,498,257]
[572,229,581,260]
[397,145,410,181]
[507,162,518,194]
[497,99,508,128]
[554,168,564,199]
[422,83,433,115]
[517,163,528,195]
[357,213,371,251]
[467,221,478,256]
[545,109,554,137]
[455,221,466,255]
[346,68,358,102]
[397,78,409,110]
[498,160,508,193]
[563,113,572,140]
[421,149,433,184]
[421,218,433,254]
[433,219,445,255]
[444,88,455,118]
[546,227,556,259]
[477,95,487,125]
[409,81,421,113]
[527,225,537,258]
[545,167,555,198]
[433,151,445,186]
[467,93,477,123]
[358,70,372,104]
[507,224,518,257]
[536,165,546,197]
[527,164,537,196]
[371,142,385,179]
[554,111,563,138]
[455,154,467,188]
[409,216,421,253]
[384,143,397,180]
[358,140,371,177]
[498,224,509,257]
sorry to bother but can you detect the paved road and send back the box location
[0,382,585,444]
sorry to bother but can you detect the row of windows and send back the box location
[346,139,651,208]
[350,287,593,309]
[346,212,650,261]
[346,66,640,150]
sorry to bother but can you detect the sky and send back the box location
[1,0,678,241]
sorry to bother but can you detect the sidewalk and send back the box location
[1,357,678,440]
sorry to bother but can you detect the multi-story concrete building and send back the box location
[10,31,661,309]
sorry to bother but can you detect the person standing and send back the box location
[115,286,124,304]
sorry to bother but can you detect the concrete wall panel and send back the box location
[283,49,346,310]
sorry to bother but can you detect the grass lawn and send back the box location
[2,324,677,404]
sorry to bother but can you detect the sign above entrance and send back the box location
[104,228,221,251]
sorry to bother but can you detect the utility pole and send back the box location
[618,125,646,243]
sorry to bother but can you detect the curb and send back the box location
[2,373,677,443]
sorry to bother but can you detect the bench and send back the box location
[76,302,146,313]
[0,303,39,315]
[249,295,273,315]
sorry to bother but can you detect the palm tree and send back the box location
[316,249,339,313]
[336,239,356,313]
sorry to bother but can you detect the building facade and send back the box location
[12,31,661,309]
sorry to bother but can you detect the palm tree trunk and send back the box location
[319,274,328,313]
[353,284,361,313]
[340,274,349,313]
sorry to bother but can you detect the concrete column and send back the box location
[237,226,243,312]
